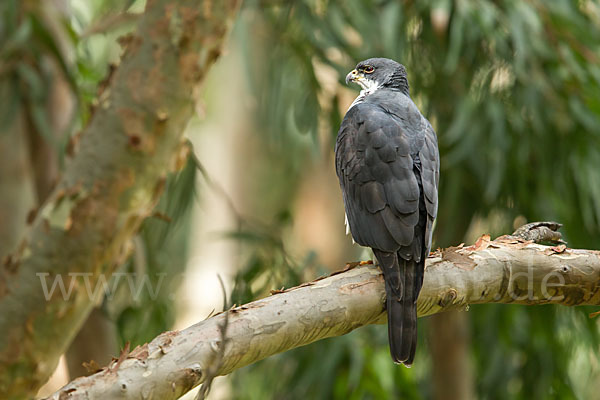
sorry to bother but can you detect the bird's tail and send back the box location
[373,249,422,367]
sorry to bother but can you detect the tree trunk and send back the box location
[429,310,474,400]
[0,111,36,261]
[64,308,119,380]
[0,0,240,397]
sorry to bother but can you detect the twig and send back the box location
[195,275,230,400]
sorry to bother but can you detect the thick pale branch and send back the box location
[48,239,600,399]
[0,0,240,397]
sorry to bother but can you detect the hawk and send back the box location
[335,58,439,366]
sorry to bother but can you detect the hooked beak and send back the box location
[345,69,364,85]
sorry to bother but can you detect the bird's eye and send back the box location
[363,65,375,73]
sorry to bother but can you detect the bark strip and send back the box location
[47,239,600,400]
[0,1,240,397]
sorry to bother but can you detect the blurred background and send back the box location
[2,0,600,398]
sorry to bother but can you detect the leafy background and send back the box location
[2,0,600,398]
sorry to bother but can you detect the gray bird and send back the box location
[335,58,439,366]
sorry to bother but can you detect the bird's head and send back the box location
[345,58,409,96]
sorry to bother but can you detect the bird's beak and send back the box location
[345,69,363,85]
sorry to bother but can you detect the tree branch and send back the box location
[47,238,600,400]
[0,0,240,397]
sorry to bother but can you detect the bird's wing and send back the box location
[335,101,427,255]
[419,121,440,254]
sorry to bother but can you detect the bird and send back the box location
[335,58,439,366]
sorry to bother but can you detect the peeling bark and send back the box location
[47,239,600,400]
[0,0,240,397]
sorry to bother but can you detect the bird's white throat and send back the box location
[348,80,380,110]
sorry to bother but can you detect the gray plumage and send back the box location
[335,58,439,366]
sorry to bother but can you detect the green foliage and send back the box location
[0,0,76,151]
[231,0,600,399]
[233,327,424,400]
[114,154,196,347]
[238,5,322,157]
[473,305,573,399]
[242,0,600,247]
[226,211,304,307]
